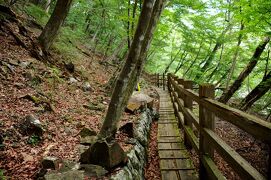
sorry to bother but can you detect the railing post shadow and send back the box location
[183,80,193,149]
[199,83,215,179]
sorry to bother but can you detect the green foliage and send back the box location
[0,169,5,180]
[24,4,49,26]
[27,135,41,145]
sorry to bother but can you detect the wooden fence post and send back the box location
[177,78,184,101]
[167,73,171,91]
[157,74,159,87]
[183,80,193,149]
[163,73,165,90]
[199,83,215,179]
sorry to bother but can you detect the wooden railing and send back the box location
[142,72,167,90]
[157,73,271,180]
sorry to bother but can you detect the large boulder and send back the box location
[126,92,154,113]
[80,140,126,170]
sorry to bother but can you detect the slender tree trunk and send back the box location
[219,36,270,103]
[240,71,271,110]
[184,40,203,76]
[174,53,188,74]
[164,48,182,74]
[38,0,73,52]
[103,34,115,60]
[226,22,244,90]
[207,44,224,82]
[195,24,232,80]
[131,0,138,35]
[105,38,126,63]
[98,0,166,141]
[264,49,270,78]
[127,0,131,48]
[215,69,230,88]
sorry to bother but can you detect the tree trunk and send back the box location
[207,44,224,82]
[38,0,73,52]
[174,52,188,74]
[131,0,138,35]
[98,0,166,141]
[219,36,270,103]
[225,22,244,90]
[184,40,203,76]
[194,24,232,80]
[127,0,131,48]
[240,71,271,110]
[104,38,126,63]
[164,48,182,74]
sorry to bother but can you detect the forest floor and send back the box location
[0,16,151,179]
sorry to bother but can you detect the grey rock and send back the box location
[134,109,152,146]
[110,108,153,180]
[69,77,78,84]
[20,114,44,136]
[78,144,89,154]
[79,164,108,178]
[59,160,80,172]
[87,140,126,170]
[79,146,91,164]
[24,72,34,81]
[79,127,97,138]
[19,61,30,68]
[80,136,97,146]
[111,167,133,180]
[82,82,92,92]
[44,170,84,180]
[42,156,61,170]
[119,122,134,138]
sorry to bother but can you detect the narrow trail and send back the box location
[157,88,198,180]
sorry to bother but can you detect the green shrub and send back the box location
[24,4,49,26]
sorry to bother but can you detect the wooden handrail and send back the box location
[155,73,271,180]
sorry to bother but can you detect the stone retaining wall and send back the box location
[111,108,154,180]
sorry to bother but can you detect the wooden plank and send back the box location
[179,170,199,180]
[160,159,195,170]
[202,98,271,142]
[158,137,182,143]
[202,155,226,180]
[158,131,181,137]
[158,121,178,124]
[183,125,199,153]
[161,170,178,180]
[159,149,189,159]
[203,128,265,180]
[158,142,185,150]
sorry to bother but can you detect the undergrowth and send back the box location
[24,3,49,26]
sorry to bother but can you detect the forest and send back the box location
[0,0,270,179]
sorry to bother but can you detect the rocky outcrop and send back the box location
[41,108,154,180]
[111,108,154,180]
